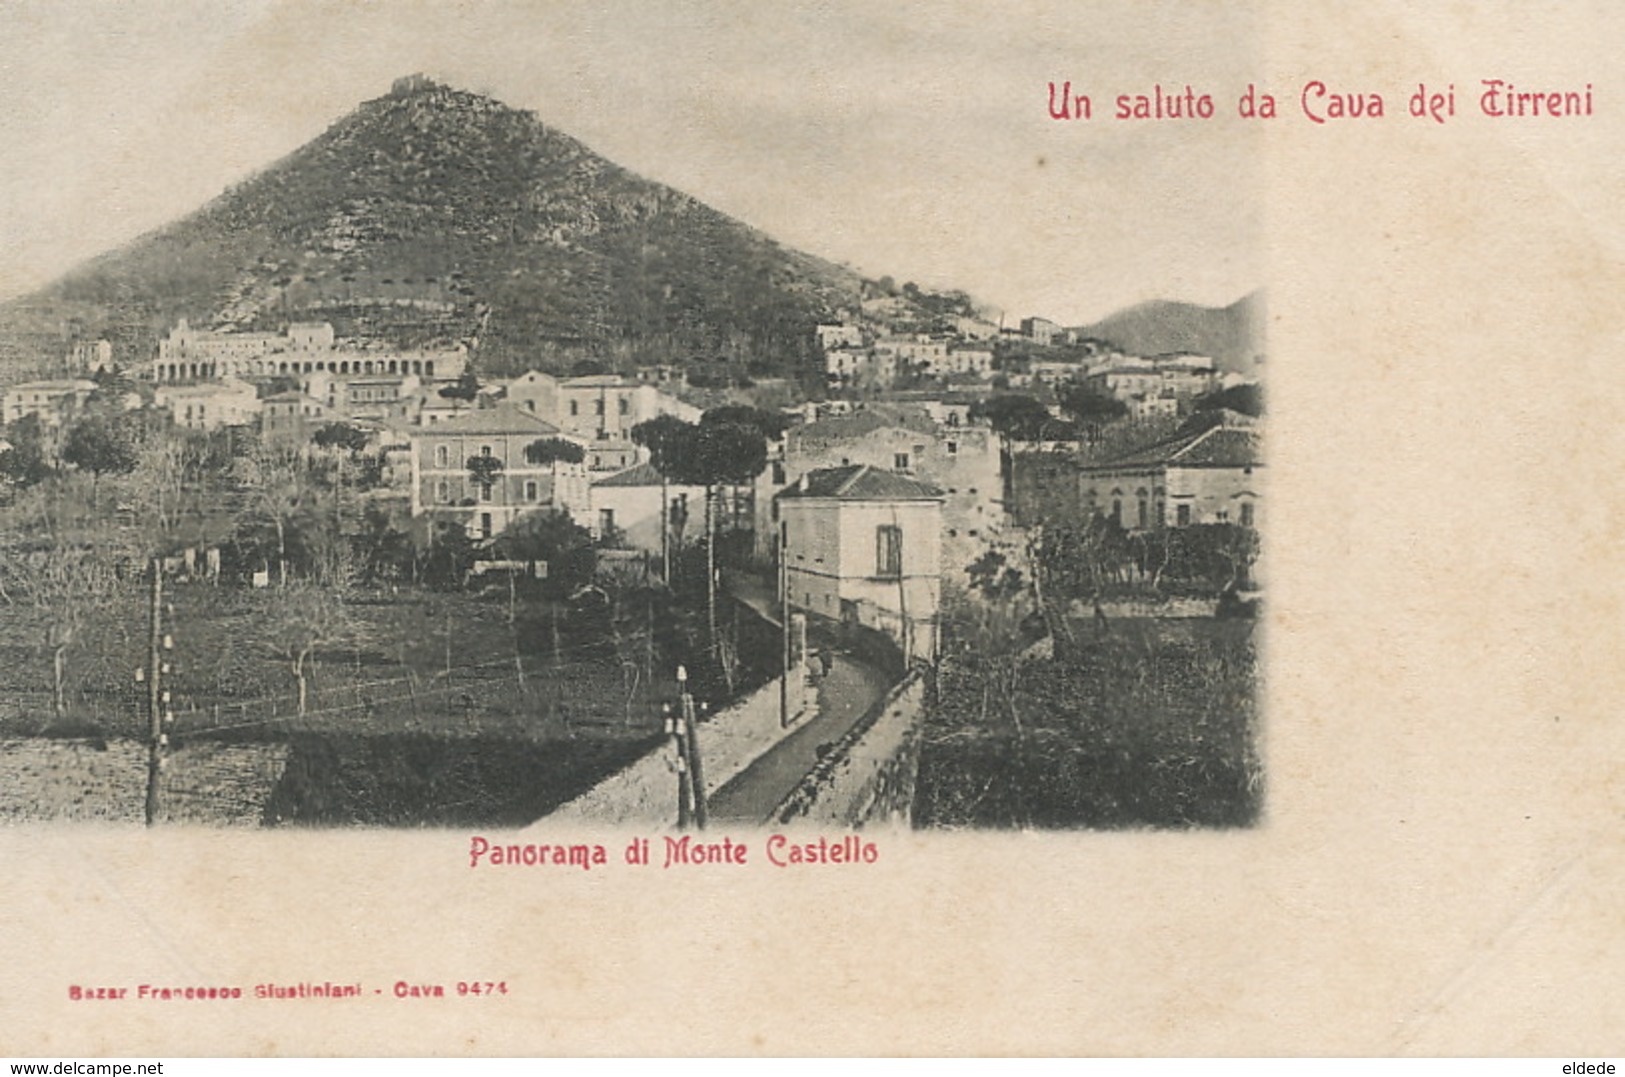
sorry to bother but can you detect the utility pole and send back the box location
[672,665,707,829]
[141,559,168,827]
[665,701,690,829]
[779,519,790,727]
[684,689,708,830]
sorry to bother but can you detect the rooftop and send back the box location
[5,379,98,393]
[790,407,938,446]
[1085,417,1262,471]
[778,464,944,502]
[593,462,668,488]
[413,402,569,437]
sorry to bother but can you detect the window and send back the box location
[1111,499,1122,526]
[480,513,493,539]
[435,445,449,467]
[480,483,493,503]
[480,444,492,457]
[1240,501,1255,527]
[595,399,605,415]
[1176,504,1191,526]
[569,400,579,416]
[876,525,902,578]
[618,396,629,415]
[1137,490,1149,529]
[893,453,909,471]
[524,480,538,502]
[435,480,450,503]
[947,441,958,455]
[772,462,786,484]
[599,508,616,534]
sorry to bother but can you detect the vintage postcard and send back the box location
[0,0,1620,1057]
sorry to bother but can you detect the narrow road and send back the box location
[705,653,892,825]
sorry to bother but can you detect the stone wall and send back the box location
[0,738,289,825]
[771,667,931,828]
[1078,596,1219,619]
[542,670,814,828]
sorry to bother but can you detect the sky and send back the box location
[0,0,1264,326]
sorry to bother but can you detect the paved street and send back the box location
[704,651,892,825]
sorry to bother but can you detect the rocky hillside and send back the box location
[0,75,866,380]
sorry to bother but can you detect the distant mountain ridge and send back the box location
[1073,292,1264,375]
[0,75,866,380]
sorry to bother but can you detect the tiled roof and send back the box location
[592,462,664,487]
[1172,428,1260,466]
[411,402,566,437]
[778,464,944,501]
[563,374,638,388]
[1086,423,1261,470]
[791,407,937,445]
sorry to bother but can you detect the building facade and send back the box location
[1076,412,1262,531]
[149,319,466,383]
[500,371,700,472]
[154,378,262,430]
[588,462,712,554]
[1,379,99,428]
[769,407,1005,571]
[408,403,591,539]
[777,465,944,663]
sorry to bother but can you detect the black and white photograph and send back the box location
[0,6,1262,832]
[1,0,1620,1060]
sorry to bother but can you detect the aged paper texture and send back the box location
[1,0,1622,1056]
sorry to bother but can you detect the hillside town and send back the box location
[0,298,1262,828]
[0,78,1261,832]
[3,306,1262,644]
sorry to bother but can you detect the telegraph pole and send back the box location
[142,559,164,827]
[779,519,791,727]
[672,665,707,828]
[684,690,708,830]
[665,701,690,829]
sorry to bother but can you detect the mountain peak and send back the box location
[389,73,446,98]
[0,80,864,381]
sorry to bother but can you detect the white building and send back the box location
[1,379,99,428]
[149,318,466,382]
[589,462,710,554]
[772,407,1005,571]
[1076,411,1262,531]
[777,464,944,663]
[816,323,864,350]
[154,378,261,430]
[408,403,592,540]
[500,371,700,471]
[942,345,995,379]
[1020,316,1062,345]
